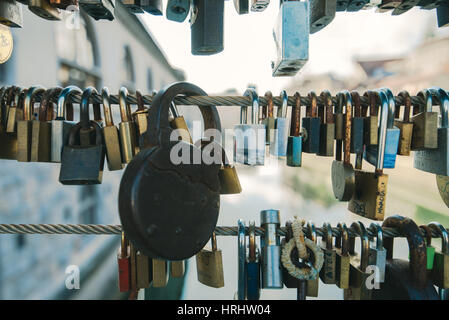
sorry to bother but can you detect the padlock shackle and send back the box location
[265,91,274,118]
[248,220,256,262]
[237,219,246,300]
[417,89,434,113]
[382,215,428,288]
[56,86,81,120]
[419,225,433,247]
[306,221,316,243]
[335,222,349,256]
[68,120,103,147]
[428,222,449,255]
[339,90,352,165]
[429,87,449,128]
[1,86,19,127]
[170,102,180,118]
[135,90,146,112]
[349,221,369,271]
[146,82,221,148]
[39,87,62,122]
[398,91,412,123]
[119,87,133,123]
[290,92,301,137]
[244,88,259,125]
[321,90,334,124]
[101,87,114,127]
[24,86,46,121]
[363,90,379,117]
[278,90,288,118]
[80,87,99,129]
[381,87,396,129]
[211,231,218,252]
[307,91,318,118]
[369,223,384,251]
[375,89,389,172]
[322,223,333,250]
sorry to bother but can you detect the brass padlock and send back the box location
[28,0,62,20]
[136,250,150,289]
[132,90,149,144]
[394,90,413,156]
[169,102,193,143]
[0,87,20,160]
[101,87,123,171]
[363,90,378,146]
[334,222,350,289]
[152,259,168,288]
[196,232,224,288]
[118,87,138,164]
[306,221,319,297]
[170,261,185,278]
[218,148,242,195]
[319,223,337,284]
[411,89,438,150]
[5,86,22,133]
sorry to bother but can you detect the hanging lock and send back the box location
[334,222,350,289]
[317,90,335,157]
[437,3,449,28]
[79,0,115,20]
[411,88,438,151]
[190,0,224,55]
[0,0,23,27]
[49,0,79,9]
[394,91,414,156]
[302,91,321,154]
[196,232,225,288]
[237,219,246,300]
[246,221,260,300]
[260,209,283,289]
[169,102,192,144]
[28,0,62,20]
[118,87,138,164]
[347,0,370,11]
[262,91,275,145]
[368,223,387,283]
[102,88,123,171]
[166,0,190,22]
[363,90,379,146]
[350,91,365,155]
[319,223,337,284]
[272,0,309,76]
[269,91,288,157]
[286,92,303,166]
[309,0,336,34]
[0,87,21,160]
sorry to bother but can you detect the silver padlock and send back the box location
[234,88,265,166]
[368,223,386,283]
[414,87,449,175]
[260,209,283,289]
[310,0,336,34]
[166,0,190,22]
[0,0,23,28]
[272,0,309,77]
[79,0,115,20]
[269,90,288,157]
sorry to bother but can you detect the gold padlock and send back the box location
[196,232,224,288]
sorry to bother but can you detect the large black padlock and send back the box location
[119,82,223,261]
[59,87,105,185]
[372,215,439,300]
[190,0,224,55]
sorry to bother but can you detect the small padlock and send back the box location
[305,221,319,297]
[117,232,131,292]
[0,87,20,160]
[363,90,379,146]
[334,222,350,289]
[152,259,168,288]
[190,0,224,55]
[196,232,225,288]
[365,88,400,169]
[319,223,337,284]
[272,0,309,76]
[59,87,105,185]
[218,149,242,194]
[17,86,45,162]
[411,88,438,150]
[317,90,334,157]
[309,0,336,34]
[331,91,355,201]
[79,0,115,20]
[30,88,56,162]
[428,222,449,296]
[28,0,62,20]
[5,86,22,133]
[414,87,449,175]
[51,86,79,163]
[0,0,23,27]
[344,222,372,300]
[246,221,260,300]
[237,219,247,300]
[269,90,288,157]
[437,3,449,27]
[392,0,420,14]
[135,250,150,289]
[166,0,190,22]
[286,92,303,166]
[118,87,138,164]
[101,87,123,171]
[394,91,413,156]
[260,209,283,289]
[169,102,192,144]
[302,91,321,154]
[350,91,365,155]
[132,90,149,145]
[368,223,387,283]
[170,260,184,278]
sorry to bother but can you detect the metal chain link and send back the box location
[0,223,444,239]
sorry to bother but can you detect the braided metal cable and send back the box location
[4,85,444,109]
[0,224,444,239]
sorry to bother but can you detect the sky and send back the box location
[141,2,449,95]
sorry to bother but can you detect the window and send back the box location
[121,46,136,89]
[55,11,100,88]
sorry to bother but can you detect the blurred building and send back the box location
[0,3,183,299]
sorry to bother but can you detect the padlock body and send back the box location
[365,127,400,168]
[350,117,364,154]
[306,277,319,297]
[261,245,283,289]
[286,135,302,167]
[152,259,168,288]
[414,128,449,175]
[0,129,17,160]
[310,0,336,34]
[103,125,124,171]
[302,117,320,153]
[30,120,51,162]
[191,0,224,55]
[170,260,185,278]
[79,0,115,20]
[234,124,265,166]
[0,0,23,27]
[433,251,449,288]
[394,120,413,156]
[335,249,350,289]
[262,117,275,145]
[334,113,344,140]
[246,261,260,300]
[320,247,337,284]
[51,120,75,163]
[348,170,388,221]
[29,0,62,20]
[364,115,378,146]
[119,121,137,164]
[166,0,190,22]
[437,3,449,27]
[269,117,288,157]
[318,123,334,156]
[170,116,192,143]
[218,165,242,194]
[17,120,32,162]
[6,106,19,133]
[136,251,150,289]
[196,248,224,288]
[59,144,105,184]
[411,111,438,150]
[117,254,131,292]
[368,247,387,283]
[272,1,309,76]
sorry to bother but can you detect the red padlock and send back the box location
[117,232,131,292]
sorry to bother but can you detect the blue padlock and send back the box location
[414,88,449,176]
[287,92,303,167]
[365,88,400,169]
[246,221,261,300]
[270,91,288,157]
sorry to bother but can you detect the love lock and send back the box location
[119,82,234,261]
